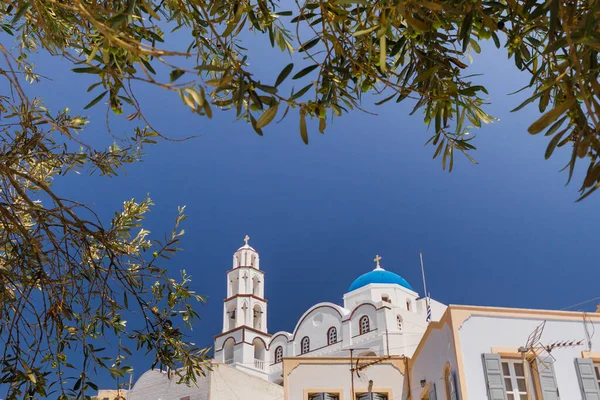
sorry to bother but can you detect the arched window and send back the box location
[227,303,236,330]
[327,327,337,345]
[444,366,456,400]
[223,338,235,364]
[253,338,266,370]
[397,315,403,331]
[359,316,370,335]
[274,346,283,363]
[301,337,310,354]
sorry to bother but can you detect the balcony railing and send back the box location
[254,358,265,370]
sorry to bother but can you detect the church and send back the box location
[97,237,600,400]
[212,235,446,385]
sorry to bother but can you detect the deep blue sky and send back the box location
[25,32,599,390]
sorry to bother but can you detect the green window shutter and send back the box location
[372,394,388,400]
[482,353,507,400]
[537,357,560,399]
[356,394,371,400]
[324,394,339,400]
[428,382,437,400]
[575,358,600,400]
[309,394,324,400]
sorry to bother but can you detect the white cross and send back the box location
[374,255,382,267]
[244,235,250,245]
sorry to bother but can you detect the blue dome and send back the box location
[348,269,414,292]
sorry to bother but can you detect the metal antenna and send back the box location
[520,320,584,374]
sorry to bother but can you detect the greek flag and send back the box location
[426,293,432,322]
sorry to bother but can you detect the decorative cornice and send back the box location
[342,302,390,322]
[227,266,264,274]
[223,294,267,303]
[213,324,272,340]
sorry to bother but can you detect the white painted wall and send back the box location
[409,323,458,399]
[349,303,379,337]
[124,364,282,400]
[126,369,209,400]
[292,306,344,356]
[285,360,405,400]
[459,314,600,399]
[211,363,283,399]
[343,284,419,310]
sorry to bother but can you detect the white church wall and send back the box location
[394,287,419,311]
[343,286,372,309]
[214,328,244,357]
[375,306,389,335]
[385,309,429,358]
[429,298,447,321]
[241,338,256,366]
[283,357,405,400]
[344,284,419,311]
[268,332,291,362]
[341,319,352,349]
[348,303,379,338]
[268,332,293,369]
[383,306,399,333]
[292,304,345,356]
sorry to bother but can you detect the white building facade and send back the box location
[409,305,600,400]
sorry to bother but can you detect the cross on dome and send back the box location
[374,254,384,271]
[374,255,382,266]
[348,254,413,292]
[244,235,250,245]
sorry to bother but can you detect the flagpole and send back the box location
[419,252,428,301]
[420,252,432,322]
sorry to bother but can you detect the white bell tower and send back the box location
[214,235,271,379]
